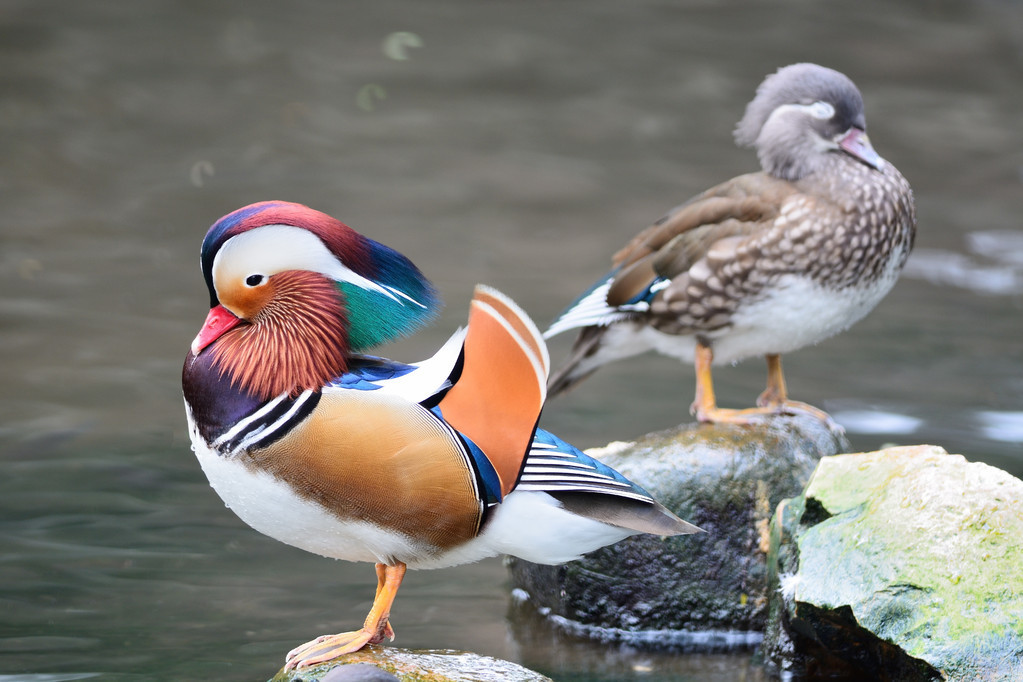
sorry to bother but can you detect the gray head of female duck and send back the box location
[734,62,883,181]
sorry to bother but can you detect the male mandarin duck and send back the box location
[545,63,916,423]
[181,200,700,670]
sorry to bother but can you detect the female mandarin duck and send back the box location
[182,200,699,670]
[545,63,916,423]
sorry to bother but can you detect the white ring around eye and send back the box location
[808,101,835,120]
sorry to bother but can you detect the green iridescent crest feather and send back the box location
[337,277,439,352]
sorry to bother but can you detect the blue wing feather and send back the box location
[327,356,419,391]
[518,428,655,503]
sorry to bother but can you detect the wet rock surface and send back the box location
[763,445,1023,681]
[508,412,849,644]
[269,646,552,682]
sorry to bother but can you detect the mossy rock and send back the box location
[269,646,552,682]
[763,445,1023,681]
[508,412,849,642]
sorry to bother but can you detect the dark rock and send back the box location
[269,646,552,682]
[508,411,849,646]
[505,589,775,681]
[763,445,1023,681]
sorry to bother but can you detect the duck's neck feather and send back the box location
[212,271,350,400]
[183,350,264,444]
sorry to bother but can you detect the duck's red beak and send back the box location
[191,304,242,355]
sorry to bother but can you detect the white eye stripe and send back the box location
[212,224,412,305]
[808,101,835,120]
[767,101,836,125]
[213,225,340,284]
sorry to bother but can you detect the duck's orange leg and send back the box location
[692,346,829,424]
[756,354,833,422]
[284,562,407,670]
[690,341,722,421]
[756,354,788,408]
[691,341,762,422]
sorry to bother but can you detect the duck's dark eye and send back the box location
[245,274,265,287]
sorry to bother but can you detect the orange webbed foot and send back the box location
[691,398,835,426]
[692,403,774,425]
[757,396,836,424]
[283,621,395,670]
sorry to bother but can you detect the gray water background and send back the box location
[2,1,1022,680]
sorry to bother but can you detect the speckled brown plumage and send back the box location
[646,157,915,336]
[545,63,917,423]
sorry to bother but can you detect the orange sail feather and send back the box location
[438,285,548,497]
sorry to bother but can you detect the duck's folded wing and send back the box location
[611,172,791,269]
[517,429,702,537]
[545,174,792,338]
[605,176,790,308]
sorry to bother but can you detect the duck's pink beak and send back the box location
[838,127,882,170]
[191,304,242,355]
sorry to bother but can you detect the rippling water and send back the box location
[2,1,1021,680]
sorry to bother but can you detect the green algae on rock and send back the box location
[269,646,553,682]
[763,445,1023,681]
[508,411,849,643]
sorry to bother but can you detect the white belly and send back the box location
[185,402,634,570]
[186,402,431,565]
[637,266,903,365]
[711,270,900,362]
